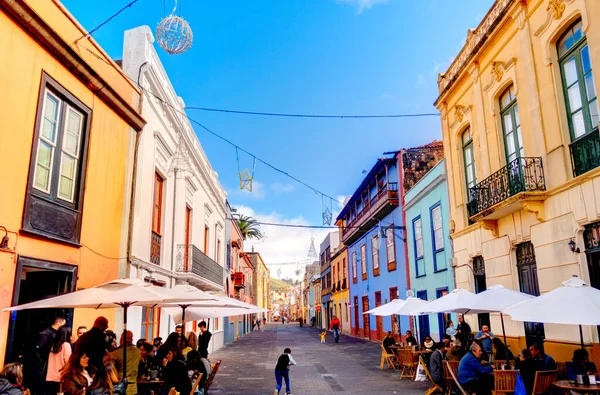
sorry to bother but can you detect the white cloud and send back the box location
[234,205,332,281]
[269,183,296,194]
[338,0,389,14]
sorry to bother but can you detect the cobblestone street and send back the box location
[208,323,429,394]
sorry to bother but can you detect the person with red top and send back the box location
[330,316,341,343]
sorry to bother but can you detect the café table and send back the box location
[137,379,164,395]
[553,380,600,394]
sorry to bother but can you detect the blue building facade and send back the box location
[404,159,454,343]
[337,158,410,341]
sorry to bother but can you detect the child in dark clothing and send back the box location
[274,348,297,395]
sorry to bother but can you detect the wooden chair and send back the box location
[204,360,221,395]
[380,344,397,370]
[493,370,517,394]
[493,360,507,370]
[444,361,460,395]
[532,370,558,395]
[556,362,568,380]
[420,356,443,395]
[445,360,470,395]
[397,349,416,380]
[190,372,204,395]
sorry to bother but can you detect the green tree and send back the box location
[236,214,264,240]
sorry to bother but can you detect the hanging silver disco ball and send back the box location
[156,16,193,55]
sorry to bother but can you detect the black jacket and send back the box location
[197,331,212,358]
[73,327,108,370]
[161,359,191,395]
[0,379,23,395]
[456,322,472,349]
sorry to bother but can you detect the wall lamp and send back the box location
[380,225,406,242]
[568,239,581,253]
[0,226,9,250]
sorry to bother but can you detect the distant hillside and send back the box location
[270,277,292,292]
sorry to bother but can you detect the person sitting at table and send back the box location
[161,347,191,395]
[492,337,513,361]
[422,336,436,352]
[529,343,557,370]
[458,342,494,395]
[382,331,396,355]
[186,350,208,395]
[442,334,452,349]
[88,361,126,395]
[137,342,155,379]
[405,331,417,346]
[430,342,448,392]
[475,325,495,355]
[515,349,536,395]
[567,349,598,380]
[446,338,464,362]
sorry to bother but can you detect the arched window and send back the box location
[558,20,598,139]
[462,127,477,198]
[500,85,523,163]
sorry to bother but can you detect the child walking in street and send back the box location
[274,347,297,395]
[320,331,326,343]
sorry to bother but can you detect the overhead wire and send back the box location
[74,0,140,44]
[185,107,440,119]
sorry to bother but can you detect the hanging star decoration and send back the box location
[239,168,253,191]
[323,206,332,225]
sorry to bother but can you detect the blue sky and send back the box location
[63,0,492,277]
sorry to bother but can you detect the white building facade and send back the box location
[121,26,228,352]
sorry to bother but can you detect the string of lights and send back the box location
[74,0,139,44]
[185,107,440,119]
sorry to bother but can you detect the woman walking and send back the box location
[46,327,72,394]
[274,348,296,395]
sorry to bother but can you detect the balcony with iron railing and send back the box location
[175,244,224,291]
[570,128,600,177]
[467,157,546,221]
[341,182,399,245]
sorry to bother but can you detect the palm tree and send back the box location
[236,214,264,240]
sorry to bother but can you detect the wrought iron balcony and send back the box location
[467,157,546,219]
[176,244,224,288]
[150,231,161,265]
[570,128,600,177]
[341,182,399,245]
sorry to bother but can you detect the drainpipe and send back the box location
[125,61,149,278]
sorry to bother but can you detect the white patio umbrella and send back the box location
[364,297,430,344]
[3,278,199,378]
[165,303,268,324]
[422,288,480,315]
[470,285,534,356]
[504,275,600,348]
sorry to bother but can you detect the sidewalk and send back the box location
[207,322,430,394]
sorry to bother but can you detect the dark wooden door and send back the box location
[516,242,545,346]
[354,296,359,336]
[473,256,490,330]
[375,291,383,340]
[362,296,370,339]
[416,290,429,344]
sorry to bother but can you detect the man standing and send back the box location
[330,315,341,343]
[73,316,109,370]
[175,325,183,335]
[475,325,495,355]
[26,317,66,393]
[458,343,494,394]
[198,321,212,359]
[111,330,141,395]
[456,314,472,351]
[530,343,557,370]
[430,342,448,392]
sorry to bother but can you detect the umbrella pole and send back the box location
[580,324,585,349]
[398,314,402,344]
[180,305,188,344]
[122,303,129,381]
[500,313,510,362]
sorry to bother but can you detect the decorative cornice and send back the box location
[0,0,145,131]
[449,105,471,130]
[534,0,574,37]
[521,200,546,221]
[481,220,499,238]
[483,58,518,93]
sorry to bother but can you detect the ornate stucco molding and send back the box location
[521,201,546,222]
[481,220,499,238]
[534,0,575,37]
[483,58,518,93]
[449,105,472,130]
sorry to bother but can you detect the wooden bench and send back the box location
[204,360,221,395]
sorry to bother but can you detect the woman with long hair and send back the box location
[89,361,125,395]
[46,327,72,393]
[161,347,191,395]
[186,332,198,351]
[0,363,24,395]
[186,350,208,395]
[60,348,90,395]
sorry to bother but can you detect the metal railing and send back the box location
[176,244,224,286]
[342,182,399,236]
[150,231,161,265]
[467,157,545,218]
[570,128,600,177]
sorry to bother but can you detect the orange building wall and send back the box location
[0,2,140,364]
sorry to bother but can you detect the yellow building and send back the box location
[0,0,144,364]
[248,251,270,320]
[331,244,350,335]
[435,0,600,362]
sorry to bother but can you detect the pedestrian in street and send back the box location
[456,314,472,351]
[0,363,24,395]
[274,348,297,395]
[330,315,341,343]
[73,316,109,371]
[197,321,212,359]
[25,316,66,393]
[46,326,72,394]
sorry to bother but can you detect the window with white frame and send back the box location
[432,205,444,251]
[414,218,424,259]
[371,235,380,272]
